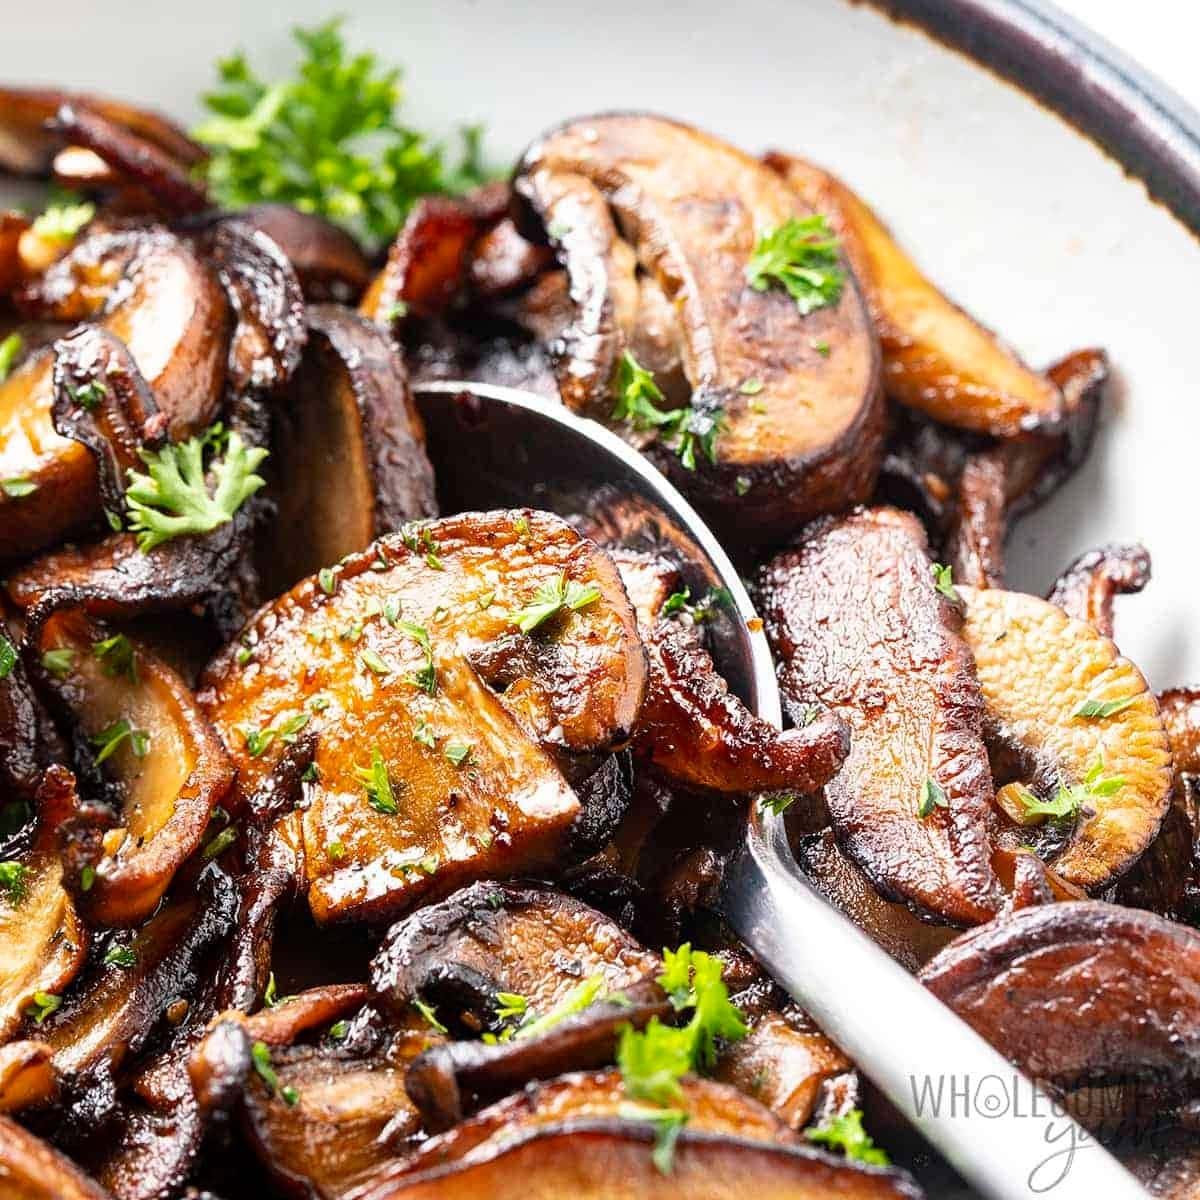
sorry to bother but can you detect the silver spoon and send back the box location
[414,380,1150,1200]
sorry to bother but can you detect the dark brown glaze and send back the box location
[50,103,209,216]
[0,85,205,178]
[370,880,660,1027]
[515,114,884,547]
[758,508,1002,924]
[766,153,1063,438]
[0,1114,111,1200]
[1159,687,1200,775]
[200,510,647,924]
[0,612,61,803]
[467,217,555,300]
[1046,543,1151,639]
[201,219,307,394]
[920,901,1200,1111]
[359,1070,921,1200]
[360,196,480,325]
[29,609,235,925]
[1,228,229,559]
[944,449,1007,588]
[261,303,436,597]
[237,204,373,303]
[0,766,89,1041]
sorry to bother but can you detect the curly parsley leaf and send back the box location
[745,215,844,315]
[806,1107,890,1166]
[508,573,601,634]
[355,746,399,815]
[124,428,267,553]
[0,861,29,906]
[194,19,491,248]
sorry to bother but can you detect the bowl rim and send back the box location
[875,0,1200,237]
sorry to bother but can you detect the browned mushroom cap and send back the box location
[261,303,436,596]
[359,1069,920,1200]
[514,114,884,545]
[0,1040,56,1112]
[0,766,89,1041]
[960,586,1172,891]
[0,210,29,295]
[238,204,373,303]
[34,864,235,1104]
[200,510,646,923]
[0,86,205,178]
[1113,779,1197,920]
[919,901,1200,1118]
[758,508,1002,925]
[30,609,234,925]
[370,880,660,1025]
[713,1006,852,1130]
[1159,687,1200,775]
[766,153,1062,438]
[944,449,1007,589]
[1046,544,1151,640]
[0,228,229,559]
[0,611,62,802]
[0,1114,111,1200]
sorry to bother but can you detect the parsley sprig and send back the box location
[807,1108,890,1166]
[1019,752,1125,822]
[124,428,267,553]
[0,861,29,905]
[194,20,490,247]
[355,746,399,815]
[509,573,601,634]
[745,215,845,315]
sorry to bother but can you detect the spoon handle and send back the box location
[720,820,1150,1200]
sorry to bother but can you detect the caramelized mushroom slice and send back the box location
[766,153,1062,437]
[0,611,61,802]
[358,1070,918,1200]
[200,510,646,923]
[262,303,436,595]
[31,609,235,925]
[758,508,1002,924]
[515,114,884,544]
[0,766,88,1040]
[1159,687,1200,775]
[0,1115,111,1200]
[0,1040,56,1112]
[1046,543,1151,639]
[920,901,1200,1121]
[959,586,1172,891]
[0,228,228,558]
[238,204,373,302]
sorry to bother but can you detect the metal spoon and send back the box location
[414,380,1150,1200]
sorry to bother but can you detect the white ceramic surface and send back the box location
[6,0,1199,686]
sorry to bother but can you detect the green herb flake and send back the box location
[1073,696,1139,721]
[243,726,275,758]
[738,377,764,395]
[383,597,402,626]
[444,740,473,767]
[26,991,62,1026]
[618,1102,689,1175]
[509,573,601,634]
[318,567,337,595]
[734,475,752,497]
[0,635,16,680]
[759,793,797,817]
[328,1020,348,1041]
[494,992,528,1022]
[745,215,845,315]
[412,716,437,749]
[0,333,22,382]
[41,648,75,679]
[103,944,137,969]
[80,865,96,893]
[811,338,831,357]
[360,647,391,676]
[202,826,238,860]
[93,634,137,683]
[413,998,448,1034]
[355,746,399,814]
[515,974,605,1041]
[91,718,149,765]
[807,1108,890,1166]
[398,620,436,694]
[1020,752,1125,822]
[32,201,95,244]
[327,840,347,861]
[124,428,267,553]
[1,478,36,499]
[930,562,960,604]
[251,1040,298,1105]
[0,861,30,905]
[917,777,948,819]
[385,301,409,322]
[68,380,107,411]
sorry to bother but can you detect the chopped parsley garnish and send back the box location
[807,1108,890,1166]
[738,377,764,396]
[202,826,238,860]
[41,648,75,679]
[619,1102,689,1175]
[734,475,752,496]
[494,992,528,1022]
[0,861,29,905]
[514,974,605,1041]
[413,998,448,1034]
[318,567,337,595]
[812,338,831,356]
[930,562,960,604]
[398,621,436,694]
[32,200,95,244]
[509,573,601,634]
[328,1020,348,1040]
[0,635,16,680]
[1074,696,1138,721]
[26,991,62,1025]
[355,746,398,814]
[383,597,402,625]
[327,840,346,861]
[103,944,137,969]
[243,727,275,758]
[659,586,731,624]
[917,777,948,819]
[444,740,473,767]
[80,865,95,892]
[69,380,108,411]
[93,634,137,683]
[251,1040,298,1105]
[0,332,22,382]
[359,647,391,676]
[90,719,149,764]
[745,215,844,315]
[759,793,798,817]
[1,478,36,499]
[193,19,490,248]
[412,716,437,749]
[124,428,267,553]
[1020,753,1125,822]
[263,972,295,1008]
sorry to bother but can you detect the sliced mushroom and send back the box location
[0,1040,56,1112]
[467,216,555,301]
[1046,543,1151,640]
[765,153,1062,437]
[357,1069,918,1200]
[261,303,436,596]
[30,609,235,925]
[200,510,646,923]
[758,508,1002,924]
[713,1007,853,1130]
[944,449,1007,589]
[1159,687,1200,775]
[0,766,89,1040]
[920,901,1200,1126]
[0,228,229,559]
[515,114,884,545]
[0,612,62,802]
[960,585,1172,890]
[0,1115,111,1200]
